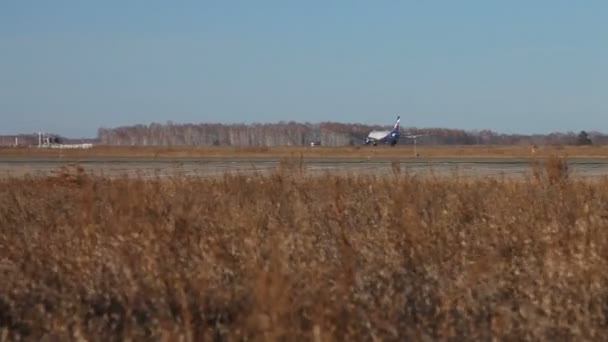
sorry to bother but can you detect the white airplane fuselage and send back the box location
[367,130,392,140]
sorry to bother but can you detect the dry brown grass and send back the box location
[2,144,608,159]
[1,165,608,340]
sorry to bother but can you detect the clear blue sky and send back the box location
[1,1,606,138]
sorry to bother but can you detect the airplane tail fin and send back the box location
[392,116,400,132]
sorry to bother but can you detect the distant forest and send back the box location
[96,121,608,146]
[2,121,607,146]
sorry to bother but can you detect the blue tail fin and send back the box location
[392,116,400,133]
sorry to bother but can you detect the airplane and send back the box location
[364,116,402,146]
[364,116,427,148]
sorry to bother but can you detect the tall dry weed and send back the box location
[0,168,607,340]
[529,154,570,185]
[277,153,305,174]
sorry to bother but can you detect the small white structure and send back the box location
[38,131,93,149]
[43,143,94,149]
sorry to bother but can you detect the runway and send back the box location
[1,156,608,179]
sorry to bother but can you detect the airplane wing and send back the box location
[403,134,427,139]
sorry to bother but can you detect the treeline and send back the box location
[96,121,608,146]
[2,122,605,147]
[97,122,378,147]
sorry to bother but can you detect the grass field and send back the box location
[2,144,608,159]
[1,160,607,340]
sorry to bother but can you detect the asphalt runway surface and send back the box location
[1,156,608,179]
